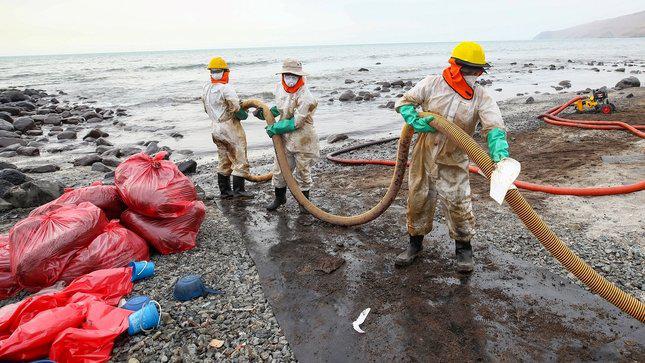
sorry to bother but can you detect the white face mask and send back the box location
[211,70,224,81]
[283,74,300,87]
[464,75,478,87]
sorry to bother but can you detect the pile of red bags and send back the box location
[0,267,134,362]
[30,181,125,220]
[0,236,19,300]
[116,152,205,255]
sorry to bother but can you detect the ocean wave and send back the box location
[130,95,201,107]
[240,91,274,100]
[2,72,47,79]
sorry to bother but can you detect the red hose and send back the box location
[326,98,645,196]
[538,96,645,138]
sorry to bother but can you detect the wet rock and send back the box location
[14,101,36,111]
[62,117,82,125]
[82,111,102,120]
[43,114,62,125]
[21,164,60,173]
[0,161,17,170]
[615,76,640,90]
[379,87,390,93]
[91,162,113,173]
[0,168,30,185]
[0,107,20,116]
[614,68,625,72]
[358,68,369,72]
[0,198,12,211]
[0,130,18,138]
[377,81,391,88]
[391,80,405,87]
[344,79,355,84]
[385,101,395,109]
[83,128,107,140]
[338,90,356,102]
[327,133,348,144]
[13,117,36,132]
[558,80,571,88]
[525,97,535,104]
[0,180,13,198]
[87,117,103,123]
[73,154,103,166]
[84,137,96,143]
[176,149,194,155]
[26,129,43,136]
[101,148,121,157]
[0,112,12,123]
[177,160,197,175]
[4,179,65,208]
[494,88,502,92]
[57,131,77,140]
[95,137,113,146]
[170,132,183,139]
[16,146,40,156]
[626,93,634,98]
[101,157,121,167]
[120,146,141,157]
[2,90,31,102]
[0,137,26,148]
[554,86,563,91]
[145,141,160,155]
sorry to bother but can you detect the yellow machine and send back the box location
[574,88,616,114]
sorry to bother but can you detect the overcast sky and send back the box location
[1,0,643,56]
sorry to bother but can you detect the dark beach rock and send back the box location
[170,132,183,139]
[380,87,390,93]
[327,133,348,144]
[176,149,194,155]
[4,179,65,208]
[95,145,113,154]
[91,162,112,173]
[176,160,197,175]
[391,80,405,87]
[338,90,356,102]
[0,107,20,116]
[57,131,77,140]
[377,81,391,88]
[119,146,141,157]
[615,76,640,90]
[86,117,103,123]
[626,93,634,98]
[0,137,27,148]
[43,114,62,125]
[82,111,102,120]
[358,68,369,72]
[525,97,535,104]
[26,129,43,136]
[0,168,30,185]
[14,101,36,111]
[0,120,14,131]
[100,148,121,157]
[0,112,12,123]
[17,146,40,156]
[32,115,47,122]
[558,80,571,88]
[2,90,31,102]
[385,101,395,109]
[0,161,17,170]
[101,157,121,167]
[21,164,60,173]
[73,154,102,166]
[614,68,625,72]
[0,130,18,138]
[554,86,563,91]
[0,180,13,198]
[84,137,96,143]
[13,117,36,132]
[62,117,82,124]
[0,151,17,158]
[145,141,160,155]
[344,79,355,84]
[95,137,113,146]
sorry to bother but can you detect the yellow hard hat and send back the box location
[451,41,490,68]
[207,57,229,70]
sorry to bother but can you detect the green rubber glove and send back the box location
[487,128,510,162]
[234,108,248,121]
[398,105,436,133]
[266,118,296,138]
[254,106,280,120]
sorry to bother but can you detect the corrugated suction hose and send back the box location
[419,111,644,322]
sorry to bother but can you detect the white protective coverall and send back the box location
[203,82,250,177]
[395,75,506,240]
[270,83,320,191]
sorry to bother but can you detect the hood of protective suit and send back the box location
[282,74,305,93]
[442,59,474,100]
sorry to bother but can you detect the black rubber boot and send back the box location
[299,190,310,214]
[455,240,474,273]
[266,187,287,211]
[217,173,234,199]
[395,235,424,267]
[232,175,254,199]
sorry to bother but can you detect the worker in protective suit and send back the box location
[203,57,254,199]
[394,41,510,273]
[254,58,320,212]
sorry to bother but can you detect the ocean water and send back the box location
[0,39,643,159]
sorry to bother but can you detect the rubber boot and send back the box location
[395,235,424,267]
[455,240,474,273]
[217,173,234,199]
[232,175,254,199]
[266,187,287,211]
[299,190,310,214]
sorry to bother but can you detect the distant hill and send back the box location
[534,11,645,39]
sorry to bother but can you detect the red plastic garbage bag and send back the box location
[9,202,108,290]
[50,301,132,363]
[0,303,86,361]
[115,151,197,218]
[0,235,20,300]
[30,181,125,220]
[0,268,134,361]
[121,200,206,254]
[59,220,150,283]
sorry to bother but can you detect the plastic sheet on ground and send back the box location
[121,200,206,255]
[0,267,133,361]
[9,202,108,290]
[115,151,197,218]
[29,181,126,220]
[59,220,150,283]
